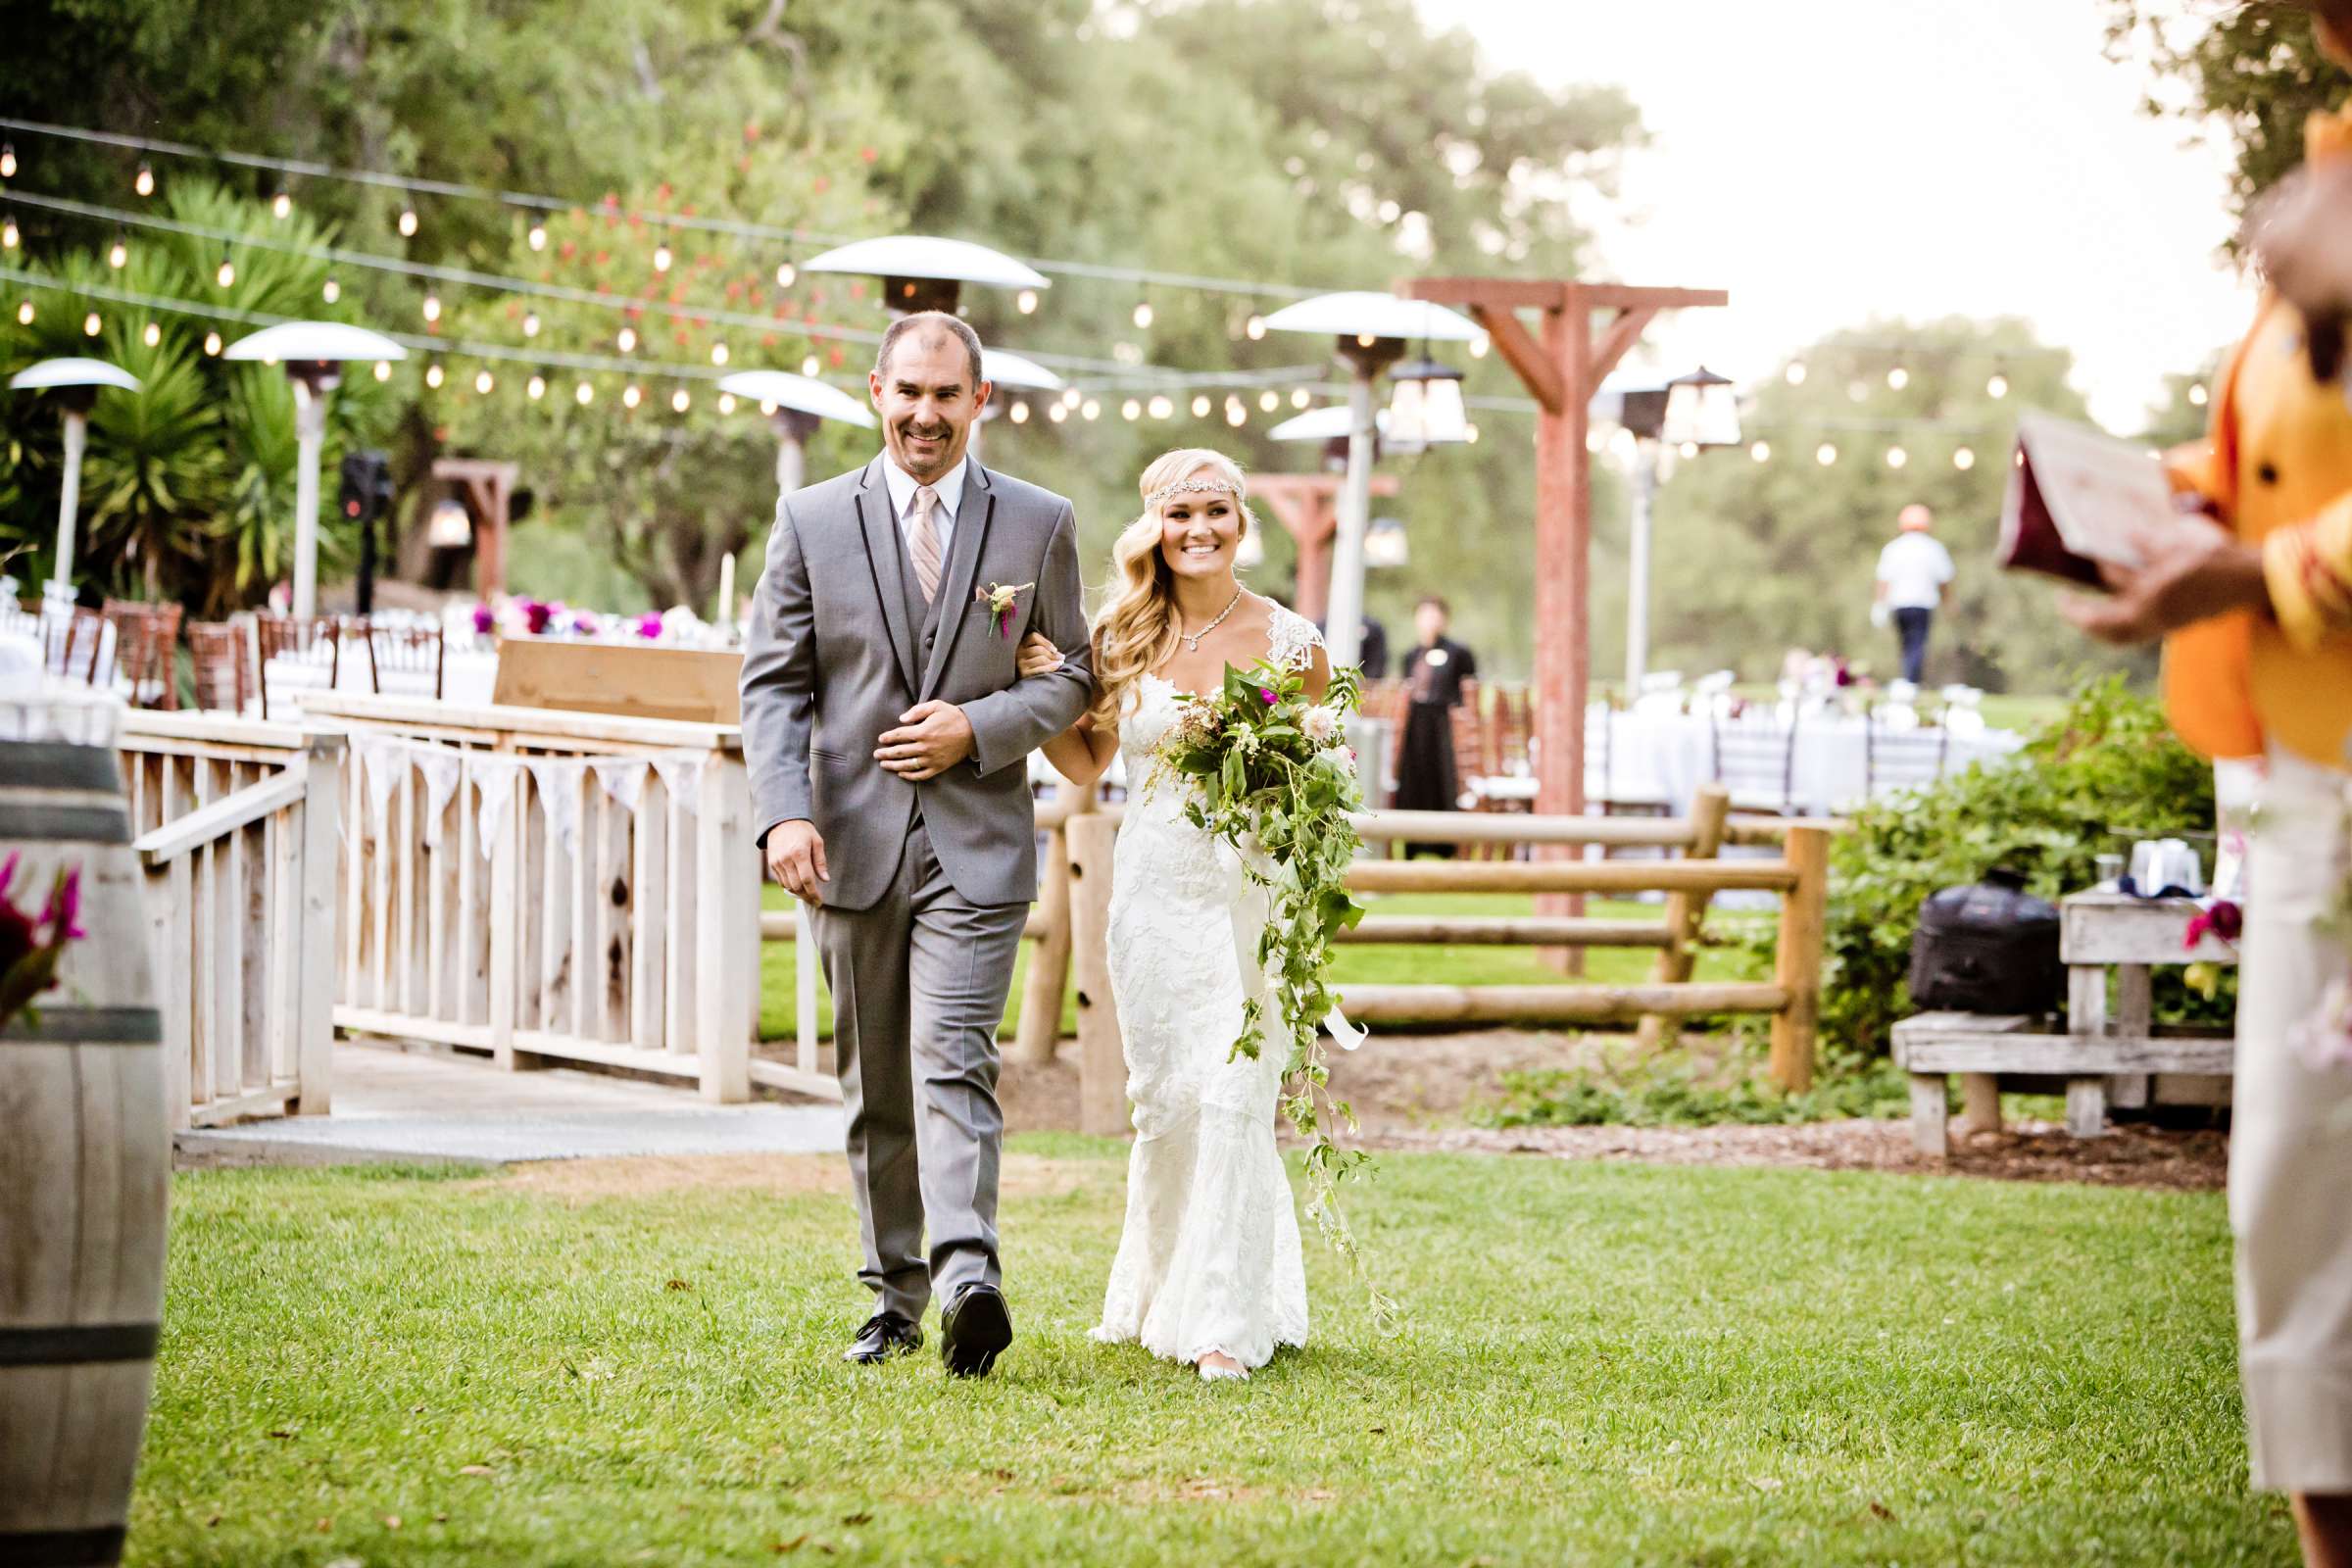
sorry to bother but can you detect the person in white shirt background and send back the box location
[1874,503,1956,685]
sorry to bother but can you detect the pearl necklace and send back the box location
[1179,585,1245,654]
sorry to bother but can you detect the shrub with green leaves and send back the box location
[1746,675,2230,1057]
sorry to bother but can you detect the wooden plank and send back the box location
[571,776,598,1043]
[1011,798,1079,1065]
[1337,915,1672,947]
[185,1082,301,1127]
[1958,1073,2002,1136]
[1339,981,1788,1024]
[149,860,190,1133]
[118,708,307,752]
[1642,783,1729,1050]
[457,760,486,1028]
[663,789,697,1057]
[300,692,741,753]
[748,1055,846,1102]
[2111,963,2154,1109]
[1908,1073,1949,1156]
[536,769,571,1038]
[1588,305,1662,386]
[630,770,667,1053]
[395,760,419,1022]
[423,771,449,1026]
[268,805,300,1081]
[598,781,634,1043]
[1348,858,1797,895]
[341,741,363,1014]
[1892,1034,2236,1075]
[204,759,238,1102]
[1769,825,1831,1093]
[1724,814,1848,847]
[1572,282,1731,313]
[238,810,270,1090]
[335,1006,494,1052]
[689,757,753,1102]
[291,734,342,1114]
[1068,814,1126,1137]
[486,765,520,1071]
[1401,276,1571,313]
[2061,895,2238,965]
[2066,1076,2109,1138]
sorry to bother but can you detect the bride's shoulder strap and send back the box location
[1264,601,1325,672]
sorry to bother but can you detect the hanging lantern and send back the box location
[1386,354,1469,446]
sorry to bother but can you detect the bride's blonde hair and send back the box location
[1090,447,1255,728]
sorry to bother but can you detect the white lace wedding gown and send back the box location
[1088,607,1319,1372]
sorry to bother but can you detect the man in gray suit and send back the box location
[740,312,1093,1378]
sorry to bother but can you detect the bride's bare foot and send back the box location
[1196,1350,1248,1382]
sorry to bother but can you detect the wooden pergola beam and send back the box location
[1250,471,1397,621]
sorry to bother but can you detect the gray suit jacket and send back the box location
[740,454,1095,911]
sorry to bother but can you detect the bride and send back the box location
[1019,447,1331,1382]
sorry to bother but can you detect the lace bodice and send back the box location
[1116,602,1326,782]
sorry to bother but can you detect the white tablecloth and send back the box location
[1569,710,2023,815]
[262,646,500,714]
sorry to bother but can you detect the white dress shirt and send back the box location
[1876,531,1955,611]
[881,454,966,561]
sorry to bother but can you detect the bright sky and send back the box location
[1419,0,2257,430]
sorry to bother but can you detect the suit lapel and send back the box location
[920,460,996,700]
[853,458,921,696]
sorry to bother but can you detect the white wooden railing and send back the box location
[118,712,342,1127]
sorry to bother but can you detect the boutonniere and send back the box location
[975,580,1033,639]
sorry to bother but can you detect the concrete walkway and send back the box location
[175,1045,844,1168]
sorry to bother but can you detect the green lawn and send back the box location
[760,890,1745,1043]
[135,1143,2279,1566]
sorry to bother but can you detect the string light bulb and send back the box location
[1016,288,1038,315]
[759,400,776,416]
[1886,367,1909,390]
[710,342,729,366]
[1061,388,1081,409]
[1354,333,1377,349]
[1680,441,1699,459]
[1953,446,1976,470]
[1226,398,1247,427]
[421,293,441,322]
[800,354,819,376]
[397,206,417,237]
[1749,440,1771,463]
[0,144,15,179]
[108,232,127,269]
[321,274,340,304]
[373,359,390,381]
[2188,382,2208,407]
[527,374,546,401]
[1292,388,1311,409]
[528,220,547,252]
[522,312,540,337]
[1246,315,1267,341]
[134,163,154,197]
[1986,372,2008,399]
[670,387,690,413]
[717,392,735,415]
[215,255,235,287]
[474,368,495,394]
[1465,423,1480,444]
[1191,394,1211,417]
[1886,445,1907,468]
[424,363,444,388]
[1,216,17,249]
[616,325,637,353]
[82,312,101,337]
[1785,361,1807,385]
[1259,390,1279,413]
[1133,301,1154,329]
[143,321,161,348]
[653,243,673,273]
[15,301,31,326]
[1815,441,1837,466]
[271,190,292,220]
[1121,399,1142,421]
[1047,401,1068,423]
[622,383,642,409]
[1470,333,1490,360]
[576,379,595,406]
[1149,394,1173,419]
[1009,401,1030,423]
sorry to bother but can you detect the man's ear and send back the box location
[973,378,995,415]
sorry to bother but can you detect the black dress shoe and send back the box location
[941,1286,1012,1379]
[844,1312,922,1364]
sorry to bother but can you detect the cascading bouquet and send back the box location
[1152,656,1396,1327]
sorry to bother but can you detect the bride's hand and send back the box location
[1015,632,1065,678]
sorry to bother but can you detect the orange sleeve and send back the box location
[2159,308,2264,760]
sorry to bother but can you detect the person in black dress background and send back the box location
[1394,595,1478,856]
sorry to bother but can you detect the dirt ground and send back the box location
[754,1032,2230,1194]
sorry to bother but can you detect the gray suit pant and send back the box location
[812,816,1027,1323]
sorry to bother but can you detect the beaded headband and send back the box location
[1147,473,1244,507]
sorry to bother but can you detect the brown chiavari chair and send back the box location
[40,607,111,684]
[253,612,345,720]
[101,599,184,710]
[364,619,447,699]
[186,621,255,714]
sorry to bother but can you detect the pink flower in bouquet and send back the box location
[522,599,555,636]
[635,612,664,640]
[470,603,496,636]
[2184,900,2242,950]
[1259,687,1278,706]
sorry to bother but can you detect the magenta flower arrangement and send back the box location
[635,612,664,640]
[0,852,86,1031]
[470,603,496,636]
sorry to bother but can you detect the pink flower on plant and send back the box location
[1259,687,1278,706]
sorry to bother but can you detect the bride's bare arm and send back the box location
[1019,632,1119,787]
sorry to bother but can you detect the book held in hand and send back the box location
[1998,411,2166,588]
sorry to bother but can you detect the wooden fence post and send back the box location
[291,731,343,1114]
[1639,783,1729,1050]
[1012,780,1090,1066]
[1769,823,1831,1094]
[1068,812,1127,1137]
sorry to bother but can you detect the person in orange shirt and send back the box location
[2069,8,2352,1561]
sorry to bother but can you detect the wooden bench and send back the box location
[1890,891,2235,1155]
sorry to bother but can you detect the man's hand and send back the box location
[2061,516,2270,645]
[764,818,830,903]
[875,701,976,781]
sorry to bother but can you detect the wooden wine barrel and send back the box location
[0,738,168,1568]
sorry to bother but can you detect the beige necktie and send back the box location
[908,484,943,605]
